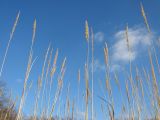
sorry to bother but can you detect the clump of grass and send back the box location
[16,19,37,120]
[49,57,66,120]
[33,44,51,120]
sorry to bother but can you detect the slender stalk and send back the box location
[0,11,20,77]
[91,28,94,120]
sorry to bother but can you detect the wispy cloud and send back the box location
[110,64,121,72]
[112,26,153,63]
[93,26,155,72]
[110,26,155,70]
[16,78,23,84]
[94,32,105,42]
[76,111,85,119]
[89,59,105,73]
[94,59,105,72]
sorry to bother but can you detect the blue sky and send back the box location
[0,0,160,119]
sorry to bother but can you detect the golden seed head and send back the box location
[104,42,109,66]
[32,19,37,44]
[85,20,89,42]
[125,24,130,51]
[54,49,58,65]
[10,11,20,40]
[140,3,151,33]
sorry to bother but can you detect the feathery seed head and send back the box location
[85,20,89,42]
[32,19,37,44]
[125,24,130,51]
[140,3,151,33]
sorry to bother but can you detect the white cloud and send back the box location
[94,59,105,72]
[94,32,105,42]
[110,26,154,71]
[112,26,153,63]
[16,78,23,84]
[89,59,105,73]
[110,64,121,72]
[76,111,85,119]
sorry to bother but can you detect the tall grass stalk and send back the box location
[91,28,94,120]
[0,11,20,77]
[16,19,36,120]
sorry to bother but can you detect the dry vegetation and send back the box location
[0,2,160,120]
